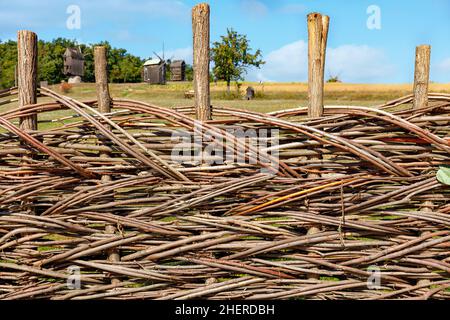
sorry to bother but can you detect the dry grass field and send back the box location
[2,81,450,128]
[45,81,450,111]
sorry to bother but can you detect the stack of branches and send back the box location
[0,87,449,300]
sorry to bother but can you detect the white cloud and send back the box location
[327,45,395,82]
[240,0,268,18]
[249,40,308,82]
[247,40,396,83]
[278,3,307,14]
[432,58,450,82]
[435,57,450,73]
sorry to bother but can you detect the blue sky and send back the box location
[1,0,450,83]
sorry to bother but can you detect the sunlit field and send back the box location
[2,81,450,120]
[48,81,450,111]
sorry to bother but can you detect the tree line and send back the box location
[1,29,263,90]
[0,38,195,89]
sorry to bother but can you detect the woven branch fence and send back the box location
[0,86,449,300]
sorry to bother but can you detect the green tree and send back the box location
[119,55,142,82]
[185,64,194,81]
[0,40,18,88]
[165,60,172,82]
[0,38,144,89]
[211,28,264,93]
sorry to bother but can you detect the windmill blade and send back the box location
[153,51,164,62]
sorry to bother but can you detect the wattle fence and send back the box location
[0,87,449,299]
[0,4,449,300]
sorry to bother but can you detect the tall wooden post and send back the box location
[94,46,112,184]
[413,45,433,255]
[94,46,120,284]
[306,12,330,181]
[94,46,111,115]
[413,45,431,110]
[17,30,38,131]
[192,3,211,121]
[307,13,329,118]
[306,14,330,264]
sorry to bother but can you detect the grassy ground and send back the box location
[60,81,450,111]
[2,81,450,117]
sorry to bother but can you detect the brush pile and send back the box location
[0,87,449,300]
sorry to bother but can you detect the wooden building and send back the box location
[246,86,255,100]
[143,58,166,84]
[63,48,84,77]
[170,60,186,81]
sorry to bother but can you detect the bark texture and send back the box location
[17,30,38,131]
[192,3,211,121]
[307,13,329,118]
[413,45,431,110]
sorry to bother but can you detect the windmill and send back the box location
[143,44,167,84]
[151,51,167,84]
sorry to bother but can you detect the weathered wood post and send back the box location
[413,46,432,210]
[94,46,112,184]
[17,30,38,131]
[94,46,120,283]
[17,31,38,216]
[306,13,330,261]
[307,13,329,118]
[413,45,434,250]
[413,45,433,288]
[413,45,431,110]
[94,46,111,116]
[306,12,329,179]
[192,3,211,121]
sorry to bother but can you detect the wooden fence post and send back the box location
[307,13,329,118]
[306,12,329,182]
[17,30,38,131]
[94,46,120,284]
[94,46,111,115]
[94,46,112,184]
[412,45,432,287]
[192,3,211,121]
[413,45,431,110]
[306,13,330,264]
